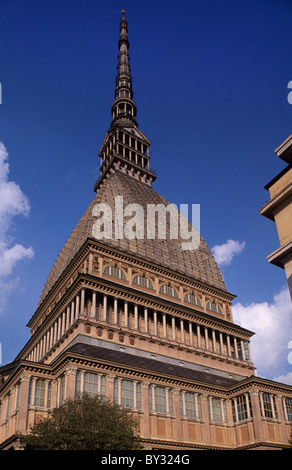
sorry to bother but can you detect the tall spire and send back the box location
[94,11,156,191]
[111,10,137,127]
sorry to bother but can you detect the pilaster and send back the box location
[16,374,31,434]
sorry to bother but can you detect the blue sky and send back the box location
[0,0,292,383]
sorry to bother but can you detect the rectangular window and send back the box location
[100,375,106,397]
[212,398,223,422]
[155,386,166,413]
[15,384,21,411]
[237,342,243,361]
[180,392,202,419]
[136,382,141,410]
[35,379,45,407]
[284,397,292,422]
[114,379,141,410]
[209,397,227,423]
[273,395,278,419]
[185,393,196,418]
[243,341,250,361]
[259,392,278,419]
[5,394,11,421]
[84,372,98,397]
[28,378,33,406]
[75,371,106,398]
[59,376,65,405]
[261,393,273,419]
[47,381,52,408]
[28,378,51,408]
[75,370,81,397]
[121,380,134,408]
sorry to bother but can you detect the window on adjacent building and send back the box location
[103,265,126,280]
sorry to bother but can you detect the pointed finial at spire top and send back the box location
[121,9,126,17]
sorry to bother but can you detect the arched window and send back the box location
[206,301,222,314]
[28,378,51,408]
[103,265,126,280]
[159,284,178,298]
[133,275,153,290]
[184,293,201,306]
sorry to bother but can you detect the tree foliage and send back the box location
[19,394,142,450]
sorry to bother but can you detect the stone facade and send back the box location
[260,134,292,300]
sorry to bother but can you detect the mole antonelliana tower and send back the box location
[0,11,291,450]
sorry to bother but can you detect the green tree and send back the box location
[19,394,142,450]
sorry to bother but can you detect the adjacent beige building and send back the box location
[260,134,292,300]
[1,12,292,450]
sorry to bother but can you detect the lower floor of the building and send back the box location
[0,341,292,450]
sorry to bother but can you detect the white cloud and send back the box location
[273,372,292,386]
[0,142,34,313]
[233,286,292,384]
[211,239,245,266]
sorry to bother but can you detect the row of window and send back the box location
[104,267,220,311]
[26,375,292,424]
[2,376,292,426]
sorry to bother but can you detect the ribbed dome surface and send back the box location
[38,171,226,306]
